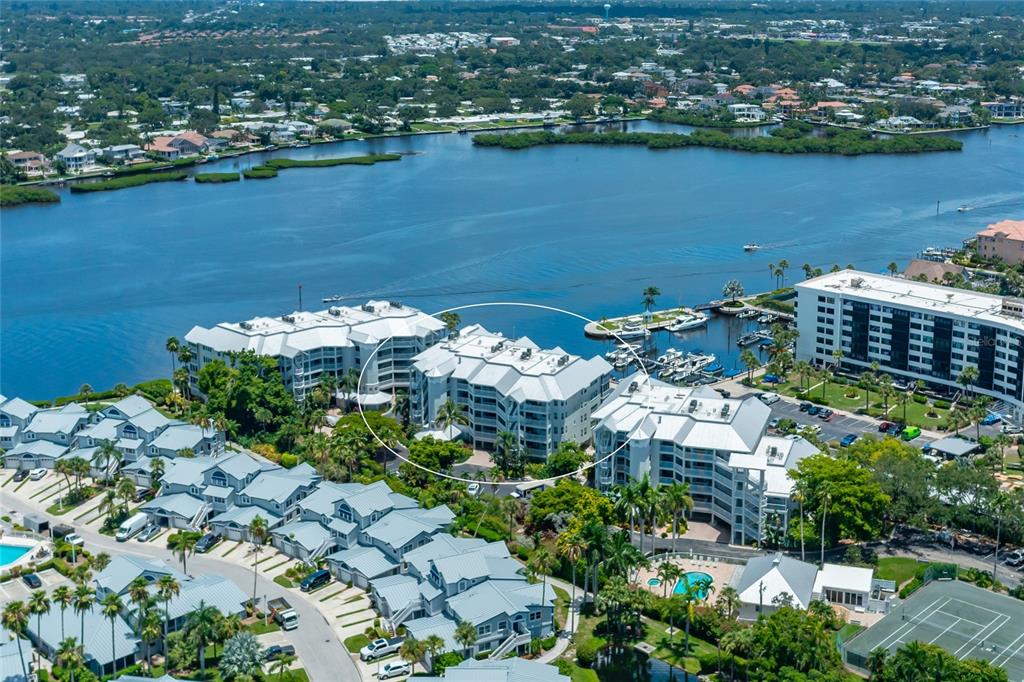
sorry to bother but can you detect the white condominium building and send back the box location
[795,270,1024,421]
[185,300,446,404]
[592,376,817,546]
[409,324,612,458]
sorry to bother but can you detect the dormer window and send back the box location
[458,580,467,592]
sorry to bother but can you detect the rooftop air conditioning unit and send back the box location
[558,355,569,366]
[240,321,254,330]
[688,399,698,413]
[282,314,296,323]
[520,349,532,360]
[721,404,730,417]
[328,307,341,316]
[628,381,639,393]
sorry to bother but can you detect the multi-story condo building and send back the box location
[185,300,446,404]
[409,324,612,457]
[795,270,1024,421]
[592,376,817,546]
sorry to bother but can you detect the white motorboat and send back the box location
[736,308,758,319]
[743,244,761,252]
[617,322,650,339]
[667,313,708,333]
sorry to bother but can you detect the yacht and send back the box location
[666,312,708,333]
[736,308,758,319]
[757,313,777,324]
[743,244,761,252]
[617,322,650,339]
[322,295,344,303]
[657,348,683,364]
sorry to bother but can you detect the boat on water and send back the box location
[322,295,344,303]
[958,205,969,212]
[737,330,771,347]
[657,348,684,365]
[667,312,708,333]
[704,361,723,375]
[757,313,777,324]
[206,154,219,161]
[743,244,761,252]
[736,308,758,319]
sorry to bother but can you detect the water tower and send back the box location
[603,3,611,21]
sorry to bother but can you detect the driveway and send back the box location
[1,488,363,682]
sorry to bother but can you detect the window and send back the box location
[529,611,541,621]
[478,624,491,635]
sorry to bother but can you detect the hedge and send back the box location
[195,172,240,183]
[934,399,951,409]
[575,637,603,667]
[244,166,278,179]
[264,153,401,169]
[913,394,928,404]
[34,379,172,407]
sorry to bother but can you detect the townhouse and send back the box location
[591,375,818,546]
[1,395,223,479]
[185,300,446,404]
[409,324,611,457]
[419,658,569,682]
[794,269,1024,423]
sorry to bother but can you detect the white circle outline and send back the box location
[353,301,655,486]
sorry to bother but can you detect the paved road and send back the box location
[1,493,362,682]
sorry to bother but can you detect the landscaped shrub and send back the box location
[432,651,463,674]
[280,453,298,468]
[540,635,557,650]
[575,638,602,667]
[934,399,951,409]
[913,394,928,404]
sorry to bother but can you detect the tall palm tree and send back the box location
[157,575,181,643]
[90,552,112,573]
[101,592,124,675]
[612,480,639,541]
[93,439,120,485]
[657,562,680,599]
[56,637,84,682]
[399,636,426,670]
[28,589,51,666]
[168,530,201,574]
[2,601,29,681]
[663,482,693,554]
[339,368,361,410]
[149,456,166,491]
[556,531,586,631]
[454,620,477,659]
[716,585,741,621]
[73,585,96,652]
[866,646,889,678]
[53,585,73,641]
[140,608,162,674]
[529,547,555,629]
[248,515,269,608]
[79,384,93,404]
[495,429,523,478]
[166,337,180,379]
[641,478,664,556]
[186,601,220,676]
[641,286,661,324]
[423,634,445,668]
[436,398,469,435]
[792,484,807,562]
[819,488,833,567]
[116,476,136,513]
[127,576,151,623]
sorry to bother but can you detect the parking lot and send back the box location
[768,399,889,444]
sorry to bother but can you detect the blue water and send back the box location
[674,571,713,600]
[2,122,1022,398]
[0,544,31,567]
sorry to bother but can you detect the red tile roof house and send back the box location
[7,151,47,175]
[145,132,211,160]
[976,220,1024,266]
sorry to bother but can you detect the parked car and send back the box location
[1003,549,1024,567]
[817,409,833,420]
[300,568,331,593]
[763,374,782,384]
[901,426,922,441]
[64,533,84,548]
[807,405,820,416]
[840,434,859,447]
[22,573,42,589]
[768,418,781,429]
[195,532,220,553]
[878,421,895,433]
[757,392,780,405]
[982,413,1001,426]
[264,644,296,661]
[889,423,907,436]
[798,402,812,412]
[136,525,160,543]
[12,469,29,482]
[379,661,412,680]
[360,637,404,661]
[29,468,47,480]
[466,482,480,497]
[1001,424,1023,435]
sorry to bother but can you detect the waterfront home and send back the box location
[409,324,611,457]
[975,219,1024,266]
[727,103,767,121]
[591,375,818,546]
[146,131,211,159]
[794,269,1024,424]
[7,150,47,176]
[981,98,1024,120]
[100,144,145,163]
[54,143,96,172]
[185,300,446,403]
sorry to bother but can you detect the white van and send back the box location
[116,512,151,542]
[758,392,781,405]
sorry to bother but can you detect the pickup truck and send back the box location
[267,597,299,631]
[359,636,403,661]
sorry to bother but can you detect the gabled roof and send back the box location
[417,658,569,682]
[77,418,123,442]
[104,395,154,419]
[362,507,452,549]
[94,555,184,596]
[403,533,490,577]
[126,408,172,433]
[6,440,68,458]
[431,544,520,585]
[733,553,818,610]
[327,545,398,579]
[28,602,138,668]
[403,614,460,651]
[163,574,248,620]
[446,580,552,625]
[141,492,205,519]
[210,505,282,528]
[370,573,441,613]
[0,397,38,420]
[240,470,315,504]
[24,407,87,436]
[148,423,206,452]
[270,520,332,552]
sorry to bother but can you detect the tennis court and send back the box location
[844,580,1024,682]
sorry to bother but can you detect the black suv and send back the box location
[195,532,220,554]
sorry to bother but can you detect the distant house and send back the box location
[727,103,766,121]
[319,118,353,133]
[101,144,145,163]
[146,131,210,159]
[54,143,96,172]
[7,150,46,175]
[903,258,964,283]
[937,105,974,126]
[976,219,1024,265]
[981,99,1024,120]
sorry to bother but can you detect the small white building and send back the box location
[813,563,874,610]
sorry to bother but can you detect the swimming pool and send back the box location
[0,543,32,567]
[647,578,662,587]
[673,571,713,600]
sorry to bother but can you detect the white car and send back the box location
[467,482,480,496]
[29,468,47,481]
[64,533,85,547]
[758,392,781,405]
[378,661,411,679]
[1001,424,1023,435]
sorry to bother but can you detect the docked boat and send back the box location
[736,308,758,319]
[667,312,708,333]
[737,331,771,347]
[657,348,683,365]
[757,313,776,324]
[704,361,723,375]
[743,244,761,252]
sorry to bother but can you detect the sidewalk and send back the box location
[536,575,581,664]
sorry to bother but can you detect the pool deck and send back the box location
[638,555,739,601]
[0,534,46,573]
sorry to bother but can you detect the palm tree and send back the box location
[101,592,124,675]
[454,620,477,659]
[168,530,201,573]
[439,311,461,331]
[248,515,269,608]
[663,482,693,554]
[719,628,747,681]
[272,654,296,681]
[79,383,93,404]
[93,439,120,485]
[501,495,521,541]
[716,585,741,621]
[90,552,112,573]
[435,398,470,435]
[957,365,979,401]
[29,589,51,666]
[740,348,761,383]
[819,488,833,566]
[423,634,445,668]
[632,474,654,553]
[792,484,807,562]
[722,279,744,303]
[56,637,84,682]
[127,576,151,622]
[657,562,680,599]
[495,429,523,478]
[641,480,664,557]
[612,481,639,541]
[166,337,180,379]
[140,608,162,674]
[529,547,555,628]
[149,456,166,491]
[157,575,181,643]
[777,259,789,287]
[116,476,136,512]
[641,286,661,323]
[399,635,426,670]
[2,601,29,681]
[186,601,220,676]
[339,368,361,409]
[556,531,586,631]
[53,585,73,641]
[866,646,889,677]
[73,584,96,651]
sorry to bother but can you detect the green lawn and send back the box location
[344,633,370,653]
[569,665,599,682]
[641,616,711,674]
[768,377,951,428]
[248,619,281,635]
[877,557,921,586]
[273,575,294,588]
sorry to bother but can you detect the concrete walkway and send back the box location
[536,575,581,664]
